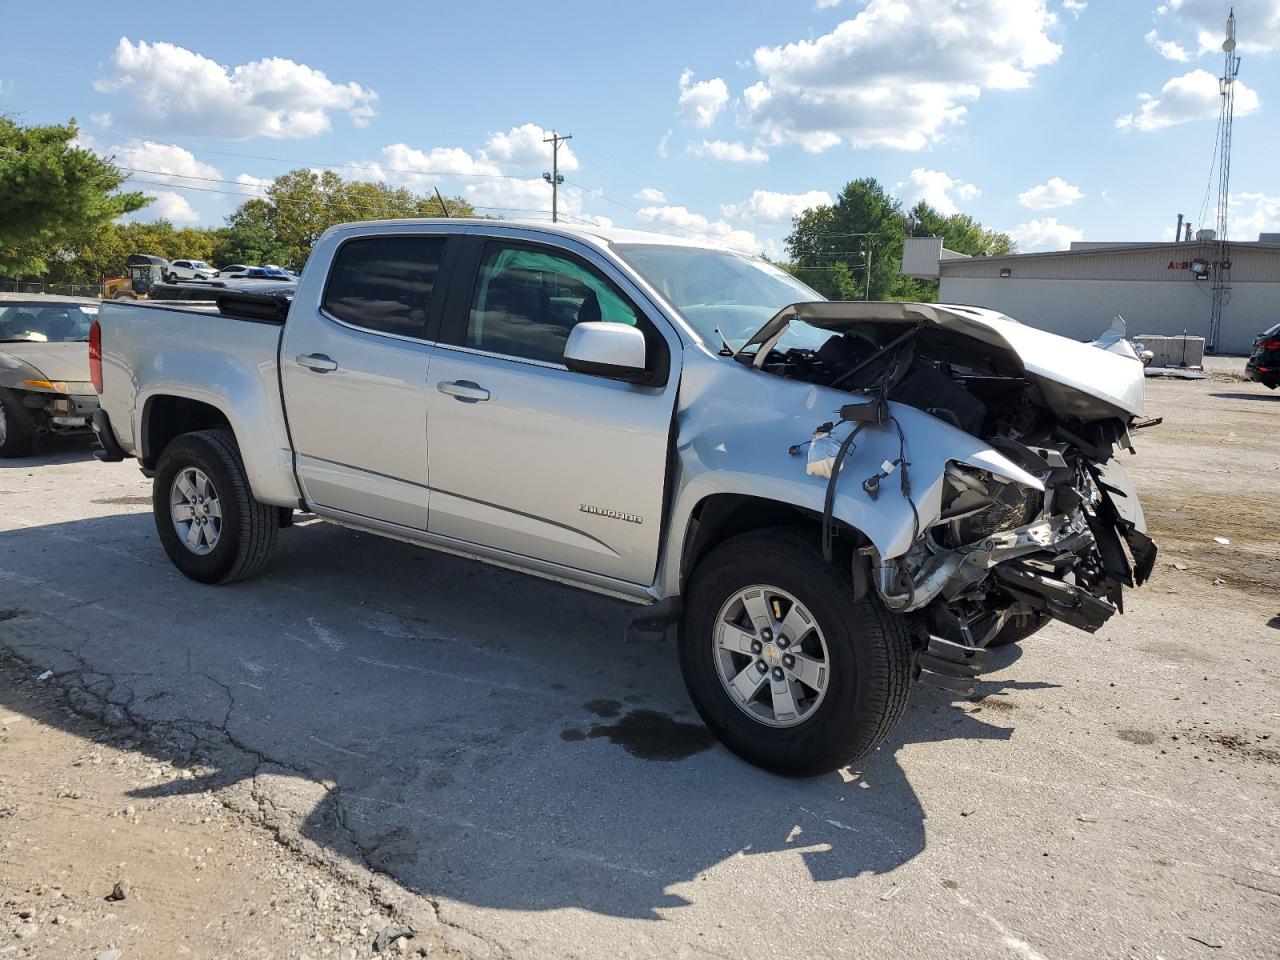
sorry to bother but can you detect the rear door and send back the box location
[280,232,455,528]
[423,231,681,585]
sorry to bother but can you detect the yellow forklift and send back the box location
[102,254,169,299]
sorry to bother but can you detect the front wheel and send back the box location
[152,429,279,584]
[680,529,913,776]
[0,389,35,458]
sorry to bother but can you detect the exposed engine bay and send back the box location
[743,302,1158,693]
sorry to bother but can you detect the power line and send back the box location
[124,177,555,218]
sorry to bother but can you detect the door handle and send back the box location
[297,353,338,373]
[437,380,490,402]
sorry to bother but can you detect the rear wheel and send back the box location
[152,429,278,583]
[680,529,913,776]
[0,390,35,458]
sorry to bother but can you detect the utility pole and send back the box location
[542,131,572,222]
[1207,9,1240,353]
[864,244,873,301]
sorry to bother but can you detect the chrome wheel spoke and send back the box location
[717,622,758,656]
[769,675,801,723]
[176,474,197,503]
[205,498,222,519]
[185,518,203,550]
[740,589,773,630]
[786,651,827,693]
[727,662,768,704]
[778,603,812,646]
[172,503,196,522]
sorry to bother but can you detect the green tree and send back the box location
[40,220,222,285]
[907,201,1014,257]
[240,169,475,271]
[0,117,147,276]
[210,216,292,269]
[786,178,1014,303]
[786,178,907,301]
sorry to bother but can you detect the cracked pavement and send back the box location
[2,376,1279,959]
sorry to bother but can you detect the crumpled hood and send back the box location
[743,301,1146,420]
[0,341,91,384]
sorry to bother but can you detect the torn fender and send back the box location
[659,364,1041,597]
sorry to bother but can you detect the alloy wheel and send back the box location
[713,584,831,728]
[170,467,222,555]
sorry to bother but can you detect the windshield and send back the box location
[613,243,827,351]
[0,303,98,343]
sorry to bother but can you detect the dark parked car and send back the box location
[1246,322,1280,389]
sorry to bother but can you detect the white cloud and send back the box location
[722,189,832,224]
[893,168,981,216]
[677,69,730,127]
[815,0,845,8]
[465,178,574,218]
[735,0,1062,152]
[140,190,199,223]
[479,123,579,173]
[1144,29,1190,61]
[1230,191,1280,239]
[234,173,273,196]
[1008,217,1083,251]
[1116,68,1260,132]
[636,205,761,252]
[1062,0,1086,17]
[687,139,770,163]
[658,130,673,159]
[635,187,668,203]
[94,37,377,139]
[109,140,221,188]
[1017,176,1084,210]
[367,143,501,190]
[1160,0,1280,55]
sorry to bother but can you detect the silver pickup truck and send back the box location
[92,219,1156,775]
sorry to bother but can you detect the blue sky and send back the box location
[2,0,1277,256]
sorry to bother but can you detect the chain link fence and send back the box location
[0,280,103,298]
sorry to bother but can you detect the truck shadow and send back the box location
[0,435,98,468]
[0,511,1056,922]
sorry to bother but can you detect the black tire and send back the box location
[0,389,36,458]
[986,611,1050,648]
[152,429,278,584]
[679,528,913,776]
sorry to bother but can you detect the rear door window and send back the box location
[323,236,447,340]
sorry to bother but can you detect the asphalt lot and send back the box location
[2,375,1278,960]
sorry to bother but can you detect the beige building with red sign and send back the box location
[902,235,1280,355]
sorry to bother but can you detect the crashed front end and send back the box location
[745,301,1158,693]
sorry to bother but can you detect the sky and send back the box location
[2,0,1278,257]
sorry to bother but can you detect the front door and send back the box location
[280,233,452,528]
[424,236,680,585]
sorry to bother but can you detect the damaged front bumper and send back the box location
[871,452,1156,695]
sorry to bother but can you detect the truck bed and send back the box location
[95,299,301,507]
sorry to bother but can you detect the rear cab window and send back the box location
[323,235,447,340]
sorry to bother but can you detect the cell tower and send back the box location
[1207,8,1241,352]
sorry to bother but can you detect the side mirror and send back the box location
[563,322,649,382]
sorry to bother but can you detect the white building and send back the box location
[902,234,1280,355]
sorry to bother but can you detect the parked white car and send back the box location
[166,260,217,282]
